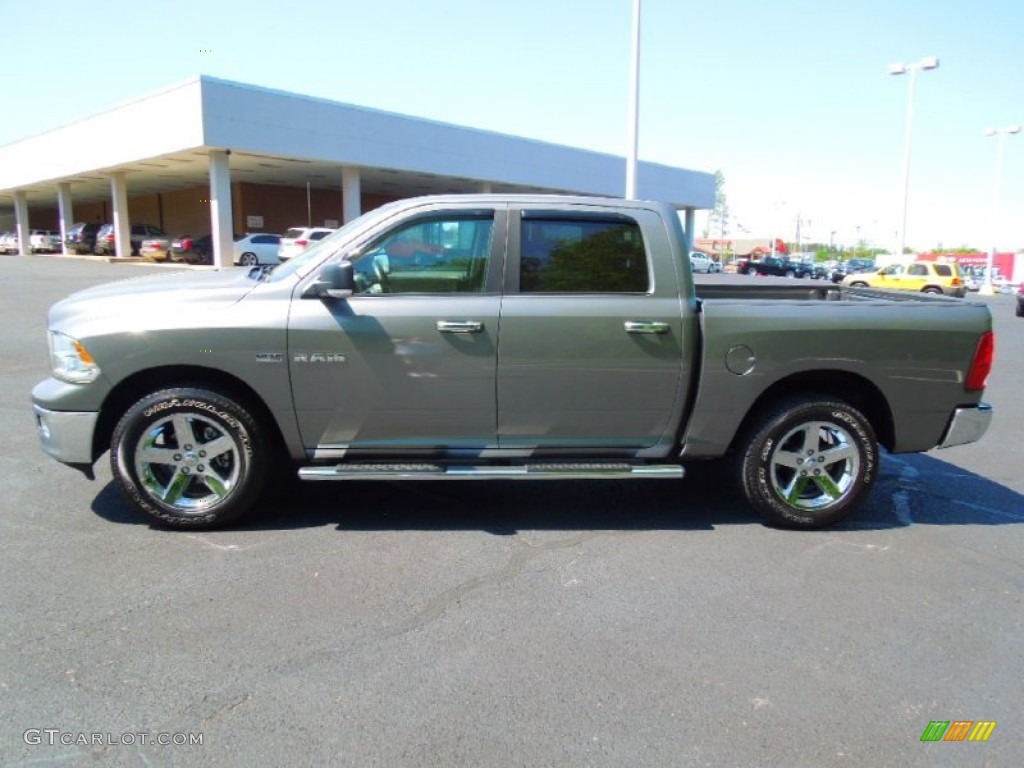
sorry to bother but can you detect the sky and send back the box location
[2,0,1022,253]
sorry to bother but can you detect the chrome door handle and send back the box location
[436,320,484,334]
[624,320,670,335]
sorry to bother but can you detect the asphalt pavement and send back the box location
[2,254,1022,767]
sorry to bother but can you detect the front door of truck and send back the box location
[496,207,691,453]
[288,208,504,455]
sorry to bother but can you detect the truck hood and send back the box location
[48,269,260,332]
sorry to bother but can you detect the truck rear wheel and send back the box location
[737,396,878,528]
[110,387,268,528]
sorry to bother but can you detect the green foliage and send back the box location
[706,170,729,239]
[533,228,646,293]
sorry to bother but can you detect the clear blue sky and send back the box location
[2,0,1022,252]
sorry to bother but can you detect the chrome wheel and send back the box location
[767,420,860,511]
[240,252,259,266]
[738,396,877,528]
[134,413,241,511]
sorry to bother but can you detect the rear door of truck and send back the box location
[495,203,697,455]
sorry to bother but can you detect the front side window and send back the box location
[908,264,928,276]
[352,214,494,294]
[519,217,648,293]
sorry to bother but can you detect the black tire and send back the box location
[921,286,943,295]
[1015,302,1024,318]
[110,387,269,528]
[850,281,868,288]
[240,252,259,267]
[737,396,878,528]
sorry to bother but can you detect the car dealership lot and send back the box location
[2,256,1022,767]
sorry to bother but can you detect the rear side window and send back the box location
[310,231,331,242]
[933,264,953,276]
[908,264,928,276]
[520,216,648,293]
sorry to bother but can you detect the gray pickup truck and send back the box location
[32,195,995,530]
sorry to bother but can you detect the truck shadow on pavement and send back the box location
[90,453,1023,534]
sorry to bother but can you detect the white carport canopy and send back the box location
[0,76,715,265]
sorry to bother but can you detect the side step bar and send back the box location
[298,462,685,482]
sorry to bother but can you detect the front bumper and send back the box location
[937,403,993,449]
[33,404,98,466]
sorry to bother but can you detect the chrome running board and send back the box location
[298,462,684,482]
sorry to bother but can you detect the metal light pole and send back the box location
[980,125,1021,296]
[889,56,939,259]
[625,0,641,199]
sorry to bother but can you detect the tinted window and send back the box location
[253,235,279,244]
[908,264,928,276]
[310,231,331,242]
[353,214,494,294]
[520,217,648,293]
[933,264,953,276]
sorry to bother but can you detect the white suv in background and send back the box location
[277,227,336,261]
[29,230,61,253]
[689,251,714,273]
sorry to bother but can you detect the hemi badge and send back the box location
[255,353,284,363]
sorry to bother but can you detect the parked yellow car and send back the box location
[843,261,965,297]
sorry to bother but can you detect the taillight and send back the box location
[182,239,192,250]
[951,277,961,285]
[965,331,995,391]
[296,239,309,247]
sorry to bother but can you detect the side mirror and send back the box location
[309,261,355,299]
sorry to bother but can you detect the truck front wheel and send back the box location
[110,387,268,528]
[738,396,878,528]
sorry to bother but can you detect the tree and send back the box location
[705,170,729,239]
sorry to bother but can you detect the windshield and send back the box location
[265,202,408,283]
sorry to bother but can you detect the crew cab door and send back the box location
[496,205,693,454]
[288,206,505,456]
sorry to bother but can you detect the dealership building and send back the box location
[0,76,715,266]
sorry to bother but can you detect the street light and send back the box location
[889,56,939,259]
[980,124,1021,296]
[625,0,641,199]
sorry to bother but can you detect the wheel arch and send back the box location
[729,369,895,454]
[92,365,288,463]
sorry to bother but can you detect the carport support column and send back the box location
[209,150,233,268]
[110,172,131,258]
[13,191,29,256]
[341,166,361,223]
[58,183,74,255]
[683,208,695,255]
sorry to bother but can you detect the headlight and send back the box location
[48,331,101,383]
